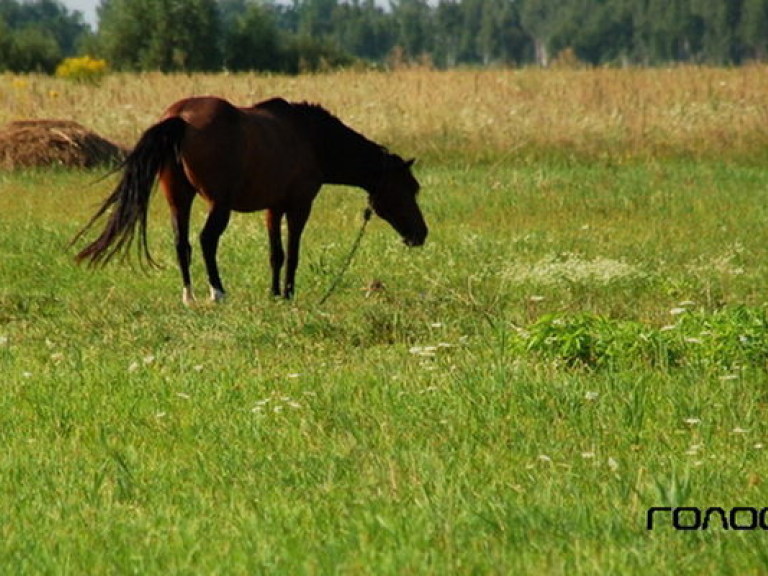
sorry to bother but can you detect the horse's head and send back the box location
[368,156,427,247]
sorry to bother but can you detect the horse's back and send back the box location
[161,96,318,211]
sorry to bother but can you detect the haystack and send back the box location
[0,119,127,169]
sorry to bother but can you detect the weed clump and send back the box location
[516,306,768,371]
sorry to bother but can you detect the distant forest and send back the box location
[1,0,767,73]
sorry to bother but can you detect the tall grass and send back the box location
[3,66,768,162]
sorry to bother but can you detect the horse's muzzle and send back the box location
[404,227,427,247]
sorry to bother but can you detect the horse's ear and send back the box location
[405,158,416,168]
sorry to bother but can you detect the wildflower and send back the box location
[732,427,748,434]
[607,457,619,471]
[55,56,108,83]
[537,454,552,463]
[684,417,701,426]
[409,345,437,357]
[580,451,595,459]
[584,391,599,401]
[127,362,139,373]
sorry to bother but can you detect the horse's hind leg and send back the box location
[160,167,196,305]
[200,203,231,301]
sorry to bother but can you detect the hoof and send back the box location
[210,287,226,302]
[182,287,195,306]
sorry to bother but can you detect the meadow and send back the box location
[2,67,768,574]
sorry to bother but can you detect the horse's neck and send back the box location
[320,145,384,190]
[308,117,383,190]
[323,161,376,189]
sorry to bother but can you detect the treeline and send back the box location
[2,0,768,73]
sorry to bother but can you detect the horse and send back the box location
[72,96,428,303]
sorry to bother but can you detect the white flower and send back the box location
[607,457,619,471]
[684,417,701,426]
[732,427,749,434]
[580,451,595,459]
[584,391,599,401]
[409,345,437,357]
[537,454,552,463]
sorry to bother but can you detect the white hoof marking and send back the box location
[182,287,195,306]
[210,287,226,302]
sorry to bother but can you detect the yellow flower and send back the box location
[55,56,109,83]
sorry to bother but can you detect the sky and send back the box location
[60,0,99,28]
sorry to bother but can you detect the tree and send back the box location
[391,0,433,61]
[519,0,560,66]
[741,0,768,60]
[97,0,221,71]
[0,0,88,72]
[223,1,281,71]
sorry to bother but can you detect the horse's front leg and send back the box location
[284,204,311,299]
[200,203,231,301]
[266,209,284,297]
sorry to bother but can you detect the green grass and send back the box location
[2,158,768,574]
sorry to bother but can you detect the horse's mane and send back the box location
[255,98,390,171]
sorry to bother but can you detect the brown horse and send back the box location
[72,96,427,303]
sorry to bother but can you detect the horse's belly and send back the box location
[231,186,282,212]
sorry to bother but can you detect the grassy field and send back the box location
[2,68,768,574]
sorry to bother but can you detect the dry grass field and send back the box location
[2,66,768,162]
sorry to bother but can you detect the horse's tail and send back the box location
[72,116,187,268]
